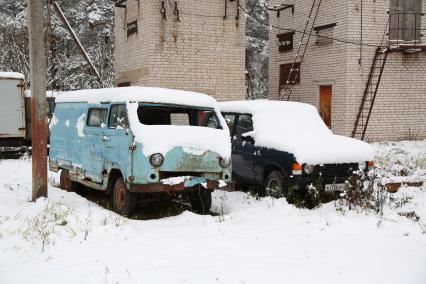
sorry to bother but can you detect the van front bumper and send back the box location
[128,179,235,194]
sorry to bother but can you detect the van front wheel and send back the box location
[112,177,136,217]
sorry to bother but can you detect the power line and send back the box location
[155,3,404,49]
[171,4,387,48]
[239,5,385,48]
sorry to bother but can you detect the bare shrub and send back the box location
[21,201,73,252]
[335,170,388,216]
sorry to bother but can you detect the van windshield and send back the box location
[137,104,222,129]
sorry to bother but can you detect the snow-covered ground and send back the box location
[0,141,425,284]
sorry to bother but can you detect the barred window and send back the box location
[389,0,422,42]
[314,23,336,46]
[277,32,294,52]
[127,20,138,37]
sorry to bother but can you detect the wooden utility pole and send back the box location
[27,0,48,201]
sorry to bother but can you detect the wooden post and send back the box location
[27,0,48,201]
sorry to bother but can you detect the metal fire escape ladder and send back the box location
[280,0,322,101]
[352,47,389,140]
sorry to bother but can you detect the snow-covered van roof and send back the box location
[219,100,374,164]
[0,72,25,80]
[55,87,218,108]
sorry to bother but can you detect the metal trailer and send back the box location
[0,72,57,155]
[0,72,27,149]
[24,90,57,145]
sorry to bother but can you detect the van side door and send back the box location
[83,107,108,183]
[103,104,132,179]
[225,113,256,183]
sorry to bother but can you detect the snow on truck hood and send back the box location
[126,101,231,159]
[220,100,374,164]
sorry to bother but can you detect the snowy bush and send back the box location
[335,170,388,216]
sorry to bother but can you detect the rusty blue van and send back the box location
[49,87,232,216]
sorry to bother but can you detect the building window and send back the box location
[390,0,423,42]
[117,82,131,87]
[277,32,294,52]
[127,20,138,37]
[314,23,336,46]
[279,63,300,92]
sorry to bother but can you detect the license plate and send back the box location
[324,183,346,192]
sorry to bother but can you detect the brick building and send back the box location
[114,0,246,102]
[268,0,426,141]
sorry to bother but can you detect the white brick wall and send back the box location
[268,0,426,142]
[114,0,246,102]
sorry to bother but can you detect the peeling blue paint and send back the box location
[49,101,232,190]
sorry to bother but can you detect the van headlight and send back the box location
[358,162,367,171]
[219,157,230,168]
[150,153,164,167]
[304,164,315,174]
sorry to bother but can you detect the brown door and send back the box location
[319,85,332,128]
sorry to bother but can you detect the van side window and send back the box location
[87,108,108,127]
[109,105,129,129]
[223,113,237,136]
[205,114,220,129]
[235,114,253,139]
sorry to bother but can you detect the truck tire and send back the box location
[60,169,80,192]
[190,189,212,215]
[265,170,287,198]
[112,177,136,217]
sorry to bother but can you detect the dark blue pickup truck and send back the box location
[215,100,374,197]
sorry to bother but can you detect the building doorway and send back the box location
[319,85,332,128]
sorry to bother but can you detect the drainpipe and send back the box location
[359,0,363,65]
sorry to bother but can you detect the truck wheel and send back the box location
[190,189,212,215]
[112,177,136,217]
[60,169,80,192]
[265,171,287,198]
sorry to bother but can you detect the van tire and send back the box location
[265,171,287,198]
[112,177,136,217]
[60,169,80,192]
[190,189,212,215]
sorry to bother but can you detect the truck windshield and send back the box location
[137,104,222,129]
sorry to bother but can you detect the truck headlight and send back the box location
[304,164,315,174]
[219,157,230,168]
[150,153,164,167]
